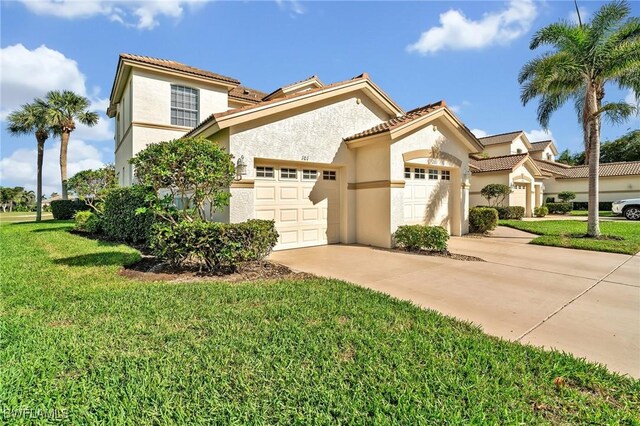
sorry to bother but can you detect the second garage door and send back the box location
[254,165,340,250]
[403,167,452,233]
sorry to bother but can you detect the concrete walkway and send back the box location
[270,227,640,378]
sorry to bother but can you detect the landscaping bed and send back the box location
[499,220,640,254]
[392,248,485,262]
[2,221,639,424]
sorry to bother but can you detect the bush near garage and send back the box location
[51,199,90,220]
[469,207,499,234]
[73,211,102,233]
[102,185,156,245]
[476,205,525,220]
[150,219,279,272]
[545,202,573,214]
[572,201,614,211]
[394,225,449,252]
[534,206,549,217]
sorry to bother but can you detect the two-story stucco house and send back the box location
[107,54,484,250]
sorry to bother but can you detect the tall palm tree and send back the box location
[519,0,639,237]
[7,103,52,221]
[39,90,99,200]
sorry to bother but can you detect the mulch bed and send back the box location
[391,248,485,262]
[120,256,310,283]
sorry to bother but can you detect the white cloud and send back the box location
[0,139,104,195]
[275,0,305,16]
[471,128,488,138]
[450,100,471,114]
[0,44,113,141]
[525,128,554,142]
[19,0,208,30]
[568,6,589,25]
[407,0,537,54]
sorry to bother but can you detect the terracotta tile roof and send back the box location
[533,159,571,176]
[343,101,447,141]
[120,53,240,85]
[186,73,402,137]
[469,153,529,173]
[228,86,268,104]
[263,75,325,100]
[478,130,523,146]
[557,161,640,179]
[529,140,553,152]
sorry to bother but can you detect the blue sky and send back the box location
[1,0,638,195]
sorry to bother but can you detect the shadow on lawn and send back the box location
[53,252,140,267]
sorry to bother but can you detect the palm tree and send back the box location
[7,103,52,221]
[518,0,639,237]
[39,90,99,200]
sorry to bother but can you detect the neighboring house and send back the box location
[108,54,483,249]
[469,131,640,214]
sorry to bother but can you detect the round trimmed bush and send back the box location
[469,207,498,234]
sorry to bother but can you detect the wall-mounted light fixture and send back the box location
[235,155,247,180]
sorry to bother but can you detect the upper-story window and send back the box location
[547,153,553,161]
[516,148,523,154]
[171,85,199,127]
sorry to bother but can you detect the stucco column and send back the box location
[460,170,470,235]
[535,184,542,208]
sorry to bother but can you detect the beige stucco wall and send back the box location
[545,175,640,202]
[227,93,393,244]
[530,146,555,162]
[469,172,509,207]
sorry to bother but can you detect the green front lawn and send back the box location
[569,210,614,217]
[500,220,640,254]
[2,222,639,424]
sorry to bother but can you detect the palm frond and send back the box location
[530,21,584,51]
[595,101,638,124]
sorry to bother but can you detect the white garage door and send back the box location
[403,167,452,233]
[511,185,526,208]
[254,165,340,250]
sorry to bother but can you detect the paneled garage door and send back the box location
[254,165,340,250]
[511,185,527,208]
[403,167,452,233]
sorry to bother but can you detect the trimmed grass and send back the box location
[569,210,614,217]
[1,221,639,424]
[500,220,640,254]
[0,211,53,223]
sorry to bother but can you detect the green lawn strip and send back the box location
[1,222,639,424]
[499,220,640,254]
[569,211,614,217]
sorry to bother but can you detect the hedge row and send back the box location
[572,201,614,211]
[51,199,90,220]
[394,225,449,252]
[545,202,573,214]
[150,219,278,271]
[101,186,156,244]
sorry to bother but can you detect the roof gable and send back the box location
[263,76,325,101]
[186,74,404,137]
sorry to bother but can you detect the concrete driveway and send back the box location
[270,227,640,378]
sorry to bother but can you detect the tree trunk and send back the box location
[36,138,44,222]
[60,131,70,200]
[586,86,601,237]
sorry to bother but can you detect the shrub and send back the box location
[74,211,102,233]
[469,207,498,234]
[571,201,613,211]
[480,184,512,207]
[558,191,576,202]
[102,185,156,244]
[51,199,89,220]
[476,205,525,220]
[67,165,117,212]
[394,225,449,252]
[545,202,573,214]
[150,219,279,271]
[534,206,549,217]
[545,196,555,203]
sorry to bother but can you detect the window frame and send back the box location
[322,170,337,181]
[404,167,411,179]
[170,85,199,128]
[280,168,298,180]
[428,169,439,180]
[256,166,274,179]
[441,170,451,181]
[414,168,426,179]
[302,169,318,180]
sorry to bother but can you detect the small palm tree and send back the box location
[7,103,52,221]
[519,0,639,237]
[39,90,99,200]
